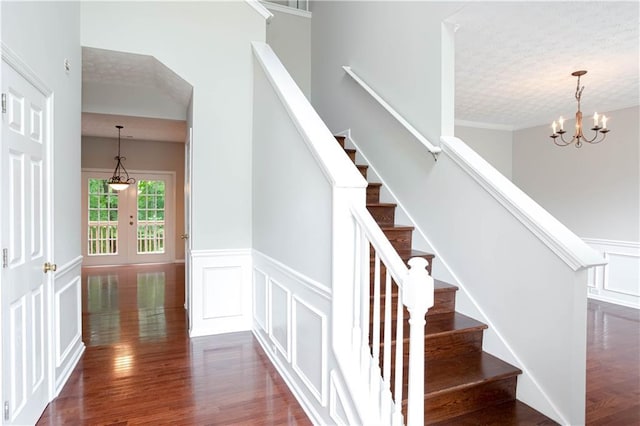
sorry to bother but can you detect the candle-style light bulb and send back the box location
[593,112,599,127]
[601,115,608,129]
[558,116,565,131]
[552,121,557,134]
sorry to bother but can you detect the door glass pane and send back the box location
[87,179,119,255]
[137,180,165,254]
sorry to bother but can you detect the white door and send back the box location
[1,59,51,425]
[81,171,175,266]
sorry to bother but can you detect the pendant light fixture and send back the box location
[550,70,610,148]
[107,125,135,191]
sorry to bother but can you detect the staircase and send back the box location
[335,136,557,425]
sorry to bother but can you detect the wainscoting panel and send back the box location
[584,238,639,309]
[252,250,337,424]
[253,268,268,331]
[189,249,252,337]
[269,279,291,361]
[52,256,84,395]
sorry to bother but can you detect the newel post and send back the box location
[402,257,434,426]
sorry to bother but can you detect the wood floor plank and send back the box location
[37,264,310,425]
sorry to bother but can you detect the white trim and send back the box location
[1,43,52,97]
[54,255,83,276]
[253,329,324,424]
[53,343,84,397]
[342,66,441,160]
[268,278,292,362]
[191,248,252,258]
[252,42,366,190]
[440,135,605,271]
[261,1,312,18]
[244,0,274,22]
[455,119,516,132]
[253,250,331,299]
[582,238,640,250]
[54,277,82,368]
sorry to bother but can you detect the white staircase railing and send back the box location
[349,203,434,425]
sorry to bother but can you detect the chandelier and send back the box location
[107,125,135,191]
[550,70,610,148]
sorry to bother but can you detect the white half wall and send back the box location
[455,125,513,179]
[189,249,252,337]
[513,106,640,243]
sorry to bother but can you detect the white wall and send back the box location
[1,0,84,407]
[81,1,266,251]
[513,106,640,243]
[83,80,187,120]
[455,125,513,179]
[311,1,461,144]
[266,7,311,98]
[81,136,185,261]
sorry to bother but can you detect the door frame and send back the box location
[1,42,55,422]
[81,168,176,266]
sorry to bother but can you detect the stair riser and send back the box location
[369,291,456,321]
[367,185,380,204]
[422,377,518,424]
[357,165,368,179]
[381,229,412,252]
[335,136,346,148]
[345,149,356,163]
[367,205,395,227]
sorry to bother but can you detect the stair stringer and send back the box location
[336,128,569,425]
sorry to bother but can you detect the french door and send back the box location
[81,171,174,266]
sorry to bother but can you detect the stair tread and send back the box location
[434,279,458,292]
[372,312,487,341]
[395,249,435,260]
[367,203,397,208]
[344,148,356,153]
[428,400,559,425]
[368,182,382,187]
[380,224,414,231]
[423,352,522,397]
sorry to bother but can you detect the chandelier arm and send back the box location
[583,132,607,145]
[553,132,574,147]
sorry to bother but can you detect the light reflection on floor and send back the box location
[82,264,184,346]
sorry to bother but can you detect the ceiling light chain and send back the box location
[107,125,135,191]
[550,70,610,148]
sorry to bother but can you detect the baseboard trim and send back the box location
[54,343,85,397]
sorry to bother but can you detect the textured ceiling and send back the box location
[83,47,192,106]
[82,113,187,143]
[452,1,639,130]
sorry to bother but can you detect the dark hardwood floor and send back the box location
[37,263,310,425]
[586,299,640,425]
[36,263,639,425]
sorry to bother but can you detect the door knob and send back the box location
[180,234,189,240]
[43,262,57,273]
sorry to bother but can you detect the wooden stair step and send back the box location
[367,203,397,226]
[335,135,346,148]
[367,183,382,204]
[344,148,356,163]
[375,312,487,363]
[428,399,559,425]
[380,225,414,252]
[421,352,522,423]
[357,164,368,179]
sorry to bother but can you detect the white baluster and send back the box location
[360,233,371,376]
[392,285,404,426]
[381,269,393,423]
[371,252,382,403]
[352,222,362,354]
[402,257,434,426]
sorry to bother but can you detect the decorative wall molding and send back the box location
[252,249,337,423]
[189,249,252,337]
[244,0,274,22]
[584,238,639,309]
[455,119,516,132]
[55,255,83,276]
[1,42,52,96]
[54,276,82,368]
[329,370,359,425]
